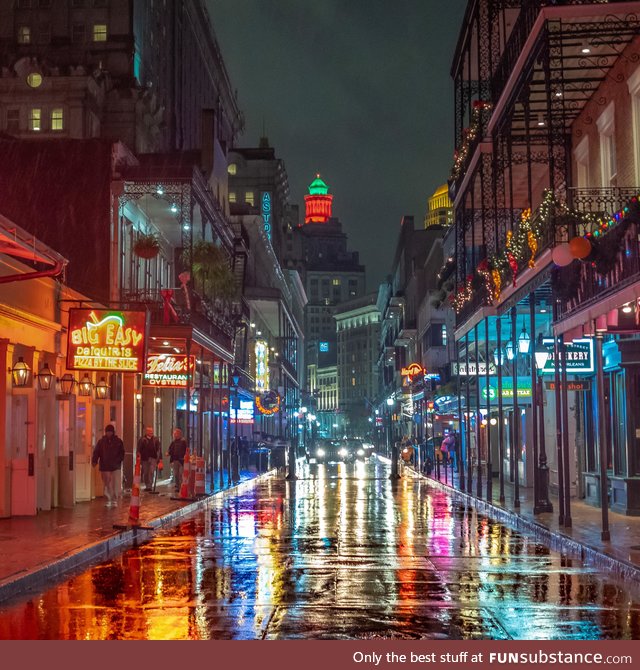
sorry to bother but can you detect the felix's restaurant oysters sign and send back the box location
[67,309,148,372]
[144,354,195,388]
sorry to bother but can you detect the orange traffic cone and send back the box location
[179,448,191,499]
[128,453,142,526]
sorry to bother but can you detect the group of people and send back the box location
[91,424,191,506]
[396,432,459,475]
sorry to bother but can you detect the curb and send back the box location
[403,465,640,582]
[0,470,277,604]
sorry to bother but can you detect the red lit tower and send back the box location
[304,175,333,223]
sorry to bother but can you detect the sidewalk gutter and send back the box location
[403,465,640,583]
[0,470,277,605]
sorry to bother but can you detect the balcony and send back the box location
[555,190,640,320]
[122,287,235,351]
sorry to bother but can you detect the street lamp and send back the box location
[518,319,531,354]
[11,357,31,387]
[533,334,553,514]
[36,363,54,391]
[95,377,110,400]
[59,373,75,395]
[78,374,93,397]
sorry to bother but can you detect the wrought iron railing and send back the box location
[569,187,640,222]
[121,288,235,345]
[490,0,620,109]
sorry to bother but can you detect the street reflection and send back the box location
[0,459,639,639]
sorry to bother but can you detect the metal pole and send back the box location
[553,301,565,525]
[511,308,520,508]
[485,316,492,501]
[456,339,465,492]
[497,316,505,503]
[465,333,472,493]
[218,361,224,490]
[535,373,553,513]
[475,324,482,498]
[559,334,572,527]
[595,332,610,541]
[530,293,540,510]
[232,383,240,484]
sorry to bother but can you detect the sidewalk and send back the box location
[0,468,274,603]
[411,462,640,581]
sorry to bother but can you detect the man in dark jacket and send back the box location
[137,426,162,491]
[168,428,188,492]
[92,425,125,507]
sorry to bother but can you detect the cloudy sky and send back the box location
[208,0,466,289]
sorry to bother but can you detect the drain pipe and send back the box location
[0,259,66,284]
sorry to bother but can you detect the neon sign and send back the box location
[256,391,281,416]
[262,192,272,241]
[143,354,195,388]
[401,363,425,378]
[67,309,147,372]
[234,400,255,424]
[255,340,269,392]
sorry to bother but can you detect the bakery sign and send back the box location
[144,354,195,388]
[67,309,148,372]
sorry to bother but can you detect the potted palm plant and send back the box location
[183,240,237,302]
[133,233,160,259]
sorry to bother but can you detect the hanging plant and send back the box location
[182,240,237,302]
[133,233,160,259]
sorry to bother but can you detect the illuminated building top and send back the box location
[304,174,333,223]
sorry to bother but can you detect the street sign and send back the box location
[452,361,497,376]
[545,380,591,391]
[541,338,594,374]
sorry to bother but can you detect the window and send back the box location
[574,136,590,188]
[17,26,31,44]
[6,109,20,134]
[441,324,447,347]
[72,23,85,43]
[29,108,41,132]
[51,108,64,131]
[628,66,640,185]
[93,24,108,42]
[332,278,341,286]
[245,191,255,206]
[228,191,237,204]
[39,0,52,7]
[227,163,237,175]
[597,102,616,187]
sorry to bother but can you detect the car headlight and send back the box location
[339,448,348,457]
[316,448,325,457]
[357,449,365,456]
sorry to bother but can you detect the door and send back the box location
[75,400,92,501]
[36,395,55,511]
[10,394,36,516]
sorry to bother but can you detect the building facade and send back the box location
[447,0,640,527]
[0,0,244,154]
[335,294,381,438]
[425,183,453,229]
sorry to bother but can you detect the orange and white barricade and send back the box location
[194,456,206,496]
[179,448,191,499]
[128,453,142,526]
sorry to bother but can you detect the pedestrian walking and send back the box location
[168,428,188,493]
[441,433,455,467]
[92,424,125,507]
[137,426,162,491]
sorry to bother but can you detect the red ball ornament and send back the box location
[569,236,592,260]
[552,243,574,267]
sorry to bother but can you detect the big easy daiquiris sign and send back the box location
[67,309,149,372]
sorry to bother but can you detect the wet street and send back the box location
[0,459,639,640]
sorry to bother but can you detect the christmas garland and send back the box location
[450,101,493,182]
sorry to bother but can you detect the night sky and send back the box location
[208,1,465,290]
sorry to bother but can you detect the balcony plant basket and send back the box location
[133,233,161,259]
[182,240,237,302]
